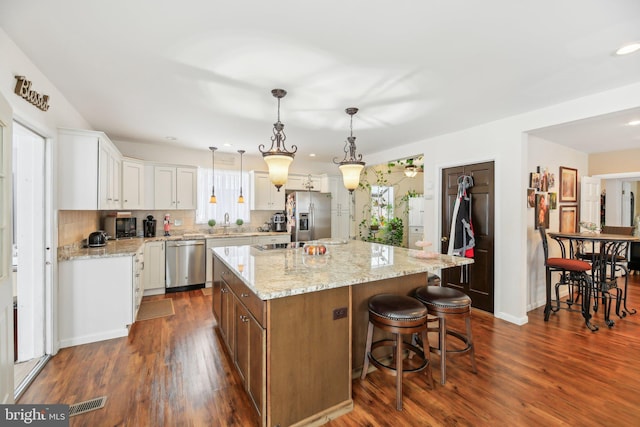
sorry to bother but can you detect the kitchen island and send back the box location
[212,240,473,427]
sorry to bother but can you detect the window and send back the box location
[371,185,394,225]
[196,168,250,224]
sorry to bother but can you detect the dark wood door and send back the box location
[441,161,495,312]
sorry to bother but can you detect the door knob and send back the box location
[441,236,448,242]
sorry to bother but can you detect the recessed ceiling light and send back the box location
[309,153,316,157]
[628,120,640,126]
[165,136,177,141]
[223,143,232,147]
[615,42,640,55]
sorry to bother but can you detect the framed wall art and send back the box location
[559,166,577,202]
[535,193,549,229]
[549,192,557,210]
[527,188,535,208]
[559,204,578,233]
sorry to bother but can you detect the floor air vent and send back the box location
[69,396,107,417]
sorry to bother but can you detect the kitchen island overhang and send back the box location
[211,240,473,427]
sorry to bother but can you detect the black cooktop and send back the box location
[253,242,305,251]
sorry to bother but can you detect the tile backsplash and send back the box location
[59,209,280,246]
[58,210,102,247]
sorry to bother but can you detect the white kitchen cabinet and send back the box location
[58,255,135,348]
[252,234,290,245]
[143,240,165,295]
[121,158,145,210]
[328,176,352,240]
[408,226,424,249]
[58,128,123,210]
[285,174,325,192]
[408,197,425,227]
[206,236,253,288]
[153,165,197,210]
[133,246,144,319]
[249,171,286,211]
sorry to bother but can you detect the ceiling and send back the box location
[1,0,639,164]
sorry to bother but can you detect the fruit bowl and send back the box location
[303,243,328,256]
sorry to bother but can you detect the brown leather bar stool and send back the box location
[414,285,477,385]
[361,294,434,411]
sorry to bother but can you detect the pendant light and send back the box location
[258,89,297,191]
[238,149,245,204]
[404,165,418,178]
[334,108,365,193]
[209,146,217,203]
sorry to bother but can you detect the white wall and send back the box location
[0,28,90,137]
[526,136,588,311]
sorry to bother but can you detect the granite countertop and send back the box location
[58,231,290,261]
[213,240,474,300]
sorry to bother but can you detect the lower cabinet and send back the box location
[58,255,136,347]
[214,257,266,420]
[235,299,265,413]
[251,234,290,245]
[213,253,351,427]
[133,246,144,318]
[143,240,165,295]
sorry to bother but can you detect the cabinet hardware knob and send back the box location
[241,293,249,298]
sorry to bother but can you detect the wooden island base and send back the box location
[212,242,472,426]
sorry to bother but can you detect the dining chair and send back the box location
[538,227,592,320]
[600,226,636,317]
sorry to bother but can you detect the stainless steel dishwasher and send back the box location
[165,240,206,289]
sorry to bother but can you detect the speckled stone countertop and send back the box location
[58,231,290,261]
[213,240,474,300]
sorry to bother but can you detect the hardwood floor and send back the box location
[19,276,640,426]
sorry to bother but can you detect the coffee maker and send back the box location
[143,215,157,237]
[272,212,287,232]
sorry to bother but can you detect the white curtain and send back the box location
[196,168,251,225]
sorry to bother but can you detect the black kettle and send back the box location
[87,231,107,247]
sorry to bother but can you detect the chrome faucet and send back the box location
[224,212,230,225]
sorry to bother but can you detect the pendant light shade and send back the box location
[404,165,418,178]
[238,149,245,204]
[334,108,365,193]
[209,146,217,203]
[258,89,297,191]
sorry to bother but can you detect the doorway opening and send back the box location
[12,121,49,399]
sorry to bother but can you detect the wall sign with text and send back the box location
[14,75,50,111]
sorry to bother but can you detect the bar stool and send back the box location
[360,294,434,411]
[414,285,477,384]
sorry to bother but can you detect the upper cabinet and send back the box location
[250,171,286,211]
[153,166,197,210]
[121,158,145,210]
[285,174,327,192]
[58,128,122,210]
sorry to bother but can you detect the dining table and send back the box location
[548,231,639,331]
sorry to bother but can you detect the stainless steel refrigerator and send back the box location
[286,191,332,241]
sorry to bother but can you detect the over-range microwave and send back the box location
[104,217,137,239]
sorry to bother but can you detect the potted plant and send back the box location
[236,218,244,231]
[207,219,216,234]
[370,216,379,231]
